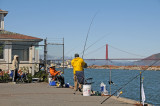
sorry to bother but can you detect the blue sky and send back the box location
[1,0,160,59]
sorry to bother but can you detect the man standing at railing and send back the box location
[71,53,86,92]
[12,55,19,83]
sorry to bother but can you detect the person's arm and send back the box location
[54,70,60,75]
[12,60,16,70]
[84,63,88,68]
[82,59,87,68]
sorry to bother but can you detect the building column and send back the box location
[0,14,4,30]
[4,41,12,71]
[32,46,35,76]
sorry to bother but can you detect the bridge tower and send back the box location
[106,44,108,60]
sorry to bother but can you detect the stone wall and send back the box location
[0,63,39,73]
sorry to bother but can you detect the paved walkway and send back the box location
[0,83,139,106]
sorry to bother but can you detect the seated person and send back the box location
[18,70,26,80]
[49,64,61,80]
[49,64,64,87]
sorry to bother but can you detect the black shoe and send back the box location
[76,88,78,91]
[78,88,82,92]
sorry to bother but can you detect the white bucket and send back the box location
[48,78,52,83]
[100,82,108,95]
[103,85,108,95]
[83,85,91,96]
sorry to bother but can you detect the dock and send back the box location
[0,83,148,106]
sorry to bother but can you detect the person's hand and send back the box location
[84,63,88,68]
[57,71,61,75]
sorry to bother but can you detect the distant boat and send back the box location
[59,65,73,69]
[67,65,73,69]
[59,65,68,68]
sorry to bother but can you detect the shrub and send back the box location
[3,73,10,82]
[27,73,32,83]
[33,71,48,82]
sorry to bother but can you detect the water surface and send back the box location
[63,68,160,105]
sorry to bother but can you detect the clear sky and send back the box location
[1,0,160,59]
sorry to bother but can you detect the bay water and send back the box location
[63,68,160,105]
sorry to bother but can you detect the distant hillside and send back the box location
[134,53,160,66]
[144,53,160,60]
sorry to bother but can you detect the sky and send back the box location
[0,0,160,59]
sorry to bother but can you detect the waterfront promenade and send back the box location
[0,83,141,106]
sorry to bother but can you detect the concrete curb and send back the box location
[111,96,153,106]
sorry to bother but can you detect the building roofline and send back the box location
[0,9,8,16]
[0,30,43,42]
[0,39,43,42]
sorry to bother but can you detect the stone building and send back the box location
[0,9,43,75]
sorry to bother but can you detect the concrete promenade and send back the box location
[0,83,140,106]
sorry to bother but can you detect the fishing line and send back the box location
[85,44,106,57]
[79,33,109,57]
[65,46,77,56]
[74,12,98,95]
[82,12,98,59]
[82,33,111,54]
[101,60,160,104]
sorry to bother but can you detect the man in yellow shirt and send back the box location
[71,54,86,92]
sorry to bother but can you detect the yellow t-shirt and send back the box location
[71,57,85,74]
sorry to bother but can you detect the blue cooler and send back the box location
[65,83,70,88]
[49,81,56,86]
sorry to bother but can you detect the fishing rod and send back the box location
[82,12,98,59]
[66,33,105,57]
[74,12,98,95]
[80,33,110,56]
[101,60,160,104]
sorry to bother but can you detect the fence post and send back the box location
[63,38,64,74]
[32,46,35,76]
[44,38,47,73]
[140,72,142,105]
[109,68,111,95]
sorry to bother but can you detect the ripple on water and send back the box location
[63,68,160,105]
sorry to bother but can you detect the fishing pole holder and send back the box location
[84,78,94,85]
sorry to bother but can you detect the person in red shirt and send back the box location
[49,64,61,80]
[49,64,64,87]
